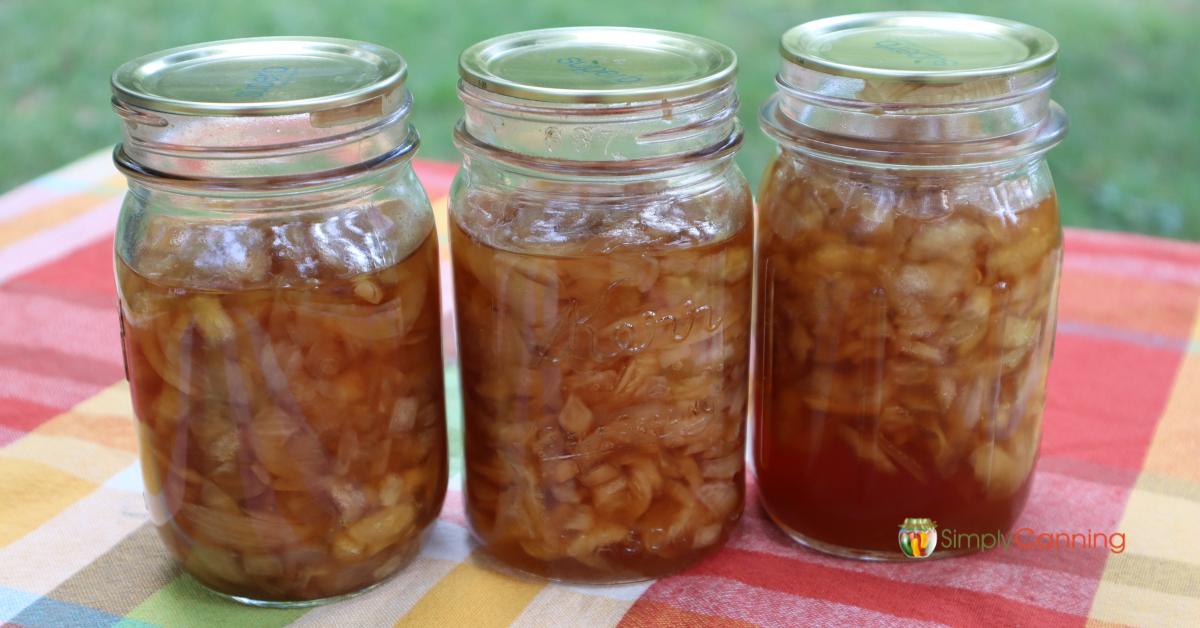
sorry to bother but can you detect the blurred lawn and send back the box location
[1,0,1196,239]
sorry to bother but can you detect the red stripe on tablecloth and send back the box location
[1034,456,1140,491]
[0,397,61,438]
[7,237,116,304]
[0,423,24,447]
[0,366,110,410]
[727,475,1114,615]
[1064,227,1200,268]
[638,547,1084,628]
[0,342,121,387]
[0,234,120,433]
[627,575,943,628]
[439,487,467,528]
[0,292,121,368]
[1041,334,1184,470]
[413,160,458,198]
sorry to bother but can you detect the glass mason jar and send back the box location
[753,13,1067,560]
[111,38,448,605]
[451,27,753,582]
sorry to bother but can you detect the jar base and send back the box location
[466,525,726,585]
[479,556,658,586]
[191,571,390,609]
[761,504,982,562]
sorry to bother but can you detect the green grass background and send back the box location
[1,0,1196,239]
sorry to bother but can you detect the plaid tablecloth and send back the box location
[1,149,1198,627]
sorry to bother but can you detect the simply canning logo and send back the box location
[939,527,1127,553]
[899,519,1126,557]
[899,518,938,558]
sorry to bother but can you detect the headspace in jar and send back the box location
[111,37,447,605]
[453,27,752,582]
[753,13,1067,560]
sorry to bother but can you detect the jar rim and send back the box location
[780,12,1057,88]
[764,13,1067,161]
[458,26,736,104]
[112,36,407,116]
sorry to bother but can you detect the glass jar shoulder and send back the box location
[757,151,1062,259]
[115,165,436,293]
[449,163,753,257]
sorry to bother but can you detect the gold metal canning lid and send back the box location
[112,36,407,116]
[780,11,1057,85]
[458,27,736,104]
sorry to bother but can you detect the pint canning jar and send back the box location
[111,37,448,605]
[451,27,753,582]
[753,13,1067,560]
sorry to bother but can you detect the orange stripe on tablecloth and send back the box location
[1136,305,1200,484]
[30,382,136,453]
[0,458,97,547]
[619,601,755,628]
[1057,270,1200,340]
[0,192,117,248]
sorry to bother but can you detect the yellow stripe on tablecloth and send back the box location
[1089,581,1199,626]
[0,432,133,484]
[394,553,545,628]
[1089,302,1200,623]
[431,195,449,246]
[0,189,120,248]
[1093,489,1200,566]
[0,381,137,547]
[0,458,96,546]
[66,380,135,421]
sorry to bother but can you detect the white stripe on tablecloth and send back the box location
[511,585,645,628]
[0,150,117,222]
[0,484,146,622]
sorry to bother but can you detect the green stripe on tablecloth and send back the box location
[1099,553,1200,599]
[118,574,309,627]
